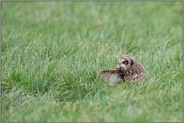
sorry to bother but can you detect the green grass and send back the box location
[2,2,182,122]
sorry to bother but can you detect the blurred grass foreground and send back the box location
[2,2,182,122]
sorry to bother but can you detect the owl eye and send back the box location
[122,61,128,65]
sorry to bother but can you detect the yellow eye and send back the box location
[122,61,128,65]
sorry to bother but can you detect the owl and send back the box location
[99,55,145,85]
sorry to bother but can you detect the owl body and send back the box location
[99,55,145,85]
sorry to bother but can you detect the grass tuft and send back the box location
[2,2,182,122]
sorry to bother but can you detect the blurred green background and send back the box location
[2,2,182,122]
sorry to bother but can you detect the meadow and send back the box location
[2,2,182,122]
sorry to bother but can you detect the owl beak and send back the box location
[120,67,126,71]
[119,64,126,71]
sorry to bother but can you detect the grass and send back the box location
[2,2,182,122]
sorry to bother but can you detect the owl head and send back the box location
[117,55,134,71]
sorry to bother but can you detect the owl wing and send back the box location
[130,66,145,84]
[131,73,144,83]
[99,68,122,85]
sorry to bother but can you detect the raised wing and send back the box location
[99,68,122,85]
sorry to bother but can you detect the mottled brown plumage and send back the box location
[99,55,145,85]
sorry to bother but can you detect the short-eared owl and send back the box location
[99,55,145,85]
